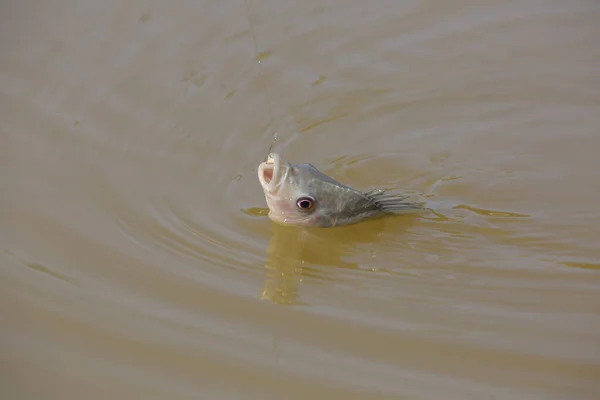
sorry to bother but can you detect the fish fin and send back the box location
[363,189,423,214]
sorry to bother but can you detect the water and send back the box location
[1,1,599,399]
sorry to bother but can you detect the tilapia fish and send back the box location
[257,153,422,227]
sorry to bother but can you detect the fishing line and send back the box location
[244,0,279,157]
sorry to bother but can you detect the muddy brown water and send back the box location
[2,1,600,399]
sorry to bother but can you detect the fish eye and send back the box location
[296,196,315,210]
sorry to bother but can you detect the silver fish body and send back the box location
[257,153,422,227]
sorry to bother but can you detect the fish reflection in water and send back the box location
[260,224,321,305]
[260,215,420,305]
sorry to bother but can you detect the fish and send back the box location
[257,152,423,227]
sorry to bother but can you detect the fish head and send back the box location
[258,153,379,227]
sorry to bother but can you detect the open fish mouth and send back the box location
[258,153,282,193]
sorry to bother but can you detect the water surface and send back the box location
[2,1,600,399]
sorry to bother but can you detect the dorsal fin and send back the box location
[363,189,422,214]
